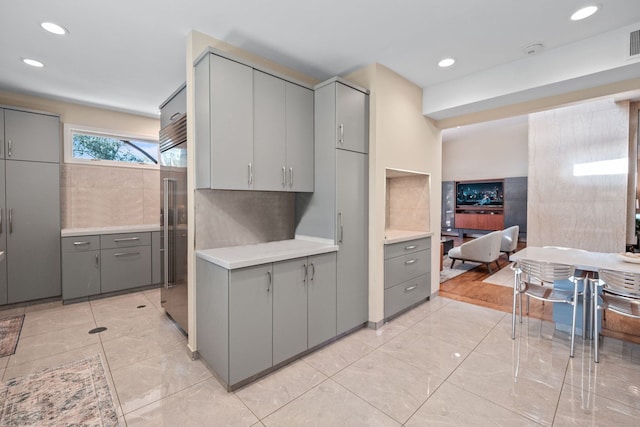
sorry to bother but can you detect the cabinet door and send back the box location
[4,109,59,163]
[6,161,60,303]
[229,264,273,384]
[336,150,368,334]
[100,246,152,293]
[210,55,254,190]
[286,83,314,192]
[335,83,368,154]
[151,231,162,285]
[308,252,337,348]
[253,71,286,191]
[0,109,4,159]
[273,257,307,365]
[62,250,101,300]
[0,161,6,304]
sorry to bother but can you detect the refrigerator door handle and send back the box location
[163,178,170,290]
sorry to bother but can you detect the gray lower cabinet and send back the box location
[228,264,273,385]
[61,231,155,301]
[151,231,162,285]
[61,236,100,300]
[196,251,337,390]
[383,237,431,319]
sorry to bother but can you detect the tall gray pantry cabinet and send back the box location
[297,78,369,335]
[0,107,60,304]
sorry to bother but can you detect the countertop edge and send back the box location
[196,240,339,270]
[62,224,161,237]
[384,231,433,245]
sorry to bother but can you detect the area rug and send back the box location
[0,354,119,426]
[0,315,25,358]
[483,262,516,288]
[440,255,481,283]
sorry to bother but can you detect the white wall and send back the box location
[442,115,528,181]
[345,64,442,324]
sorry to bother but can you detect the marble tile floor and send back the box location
[1,289,639,426]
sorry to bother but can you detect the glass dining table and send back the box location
[509,246,640,337]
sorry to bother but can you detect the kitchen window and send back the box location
[64,124,159,169]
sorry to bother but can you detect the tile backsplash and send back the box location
[386,174,430,232]
[61,164,160,228]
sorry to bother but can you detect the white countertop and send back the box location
[61,224,161,237]
[384,229,433,245]
[196,238,338,269]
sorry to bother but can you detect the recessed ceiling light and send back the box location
[438,58,456,68]
[22,58,44,68]
[571,5,599,21]
[40,22,68,35]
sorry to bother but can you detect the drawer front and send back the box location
[384,249,430,289]
[100,232,151,249]
[384,274,430,319]
[384,238,430,259]
[62,236,100,252]
[100,246,152,293]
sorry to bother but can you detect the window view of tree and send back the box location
[72,133,158,165]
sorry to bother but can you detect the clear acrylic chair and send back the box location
[593,269,640,363]
[512,258,579,357]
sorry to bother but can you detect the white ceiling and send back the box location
[2,0,640,119]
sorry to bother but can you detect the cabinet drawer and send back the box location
[384,238,430,259]
[100,246,152,293]
[160,85,186,129]
[384,249,430,289]
[62,235,100,252]
[384,274,430,319]
[101,232,151,249]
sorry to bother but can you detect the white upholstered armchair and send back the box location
[500,225,519,258]
[447,230,503,273]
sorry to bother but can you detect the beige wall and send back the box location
[0,90,161,229]
[345,64,442,324]
[442,115,528,181]
[528,99,630,252]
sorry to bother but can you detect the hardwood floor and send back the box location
[438,235,640,344]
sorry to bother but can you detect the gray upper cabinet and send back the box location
[285,82,314,192]
[195,50,313,192]
[4,109,60,163]
[228,264,273,385]
[0,109,4,159]
[253,70,286,191]
[195,53,253,190]
[272,257,307,365]
[5,160,60,303]
[336,83,368,154]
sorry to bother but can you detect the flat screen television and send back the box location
[456,180,504,208]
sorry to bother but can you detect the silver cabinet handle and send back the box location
[282,166,286,186]
[114,252,140,257]
[114,237,140,242]
[170,112,181,121]
[404,245,417,250]
[338,212,344,243]
[405,259,417,265]
[163,178,170,290]
[7,140,12,157]
[95,254,100,267]
[73,241,91,246]
[289,167,293,187]
[338,124,344,144]
[8,208,12,234]
[405,285,418,292]
[309,262,315,281]
[267,271,272,293]
[248,163,253,185]
[303,263,308,283]
[0,139,3,157]
[0,208,3,234]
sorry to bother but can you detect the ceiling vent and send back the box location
[627,29,640,60]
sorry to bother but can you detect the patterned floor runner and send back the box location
[0,355,119,426]
[0,315,24,358]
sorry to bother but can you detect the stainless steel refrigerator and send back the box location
[160,113,188,334]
